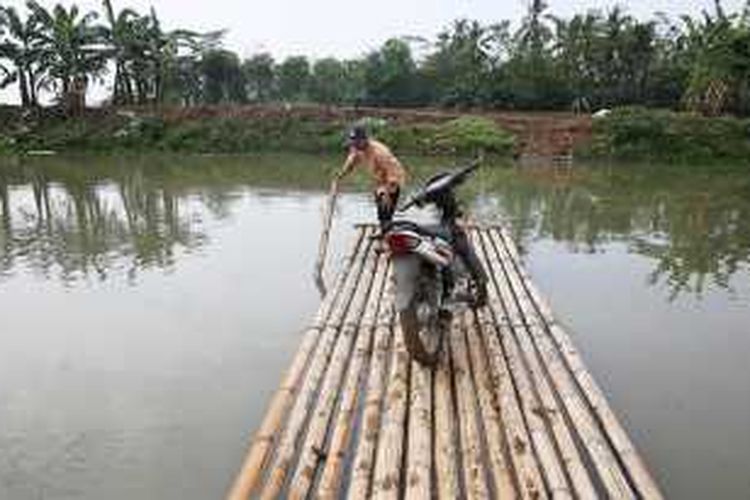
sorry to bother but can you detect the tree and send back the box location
[682,0,750,114]
[242,53,275,102]
[201,49,245,104]
[506,0,565,108]
[310,57,346,104]
[0,4,43,107]
[341,59,367,104]
[423,19,499,106]
[277,55,310,101]
[363,38,418,106]
[101,0,140,104]
[28,1,108,113]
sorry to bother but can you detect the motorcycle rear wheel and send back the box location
[399,298,450,367]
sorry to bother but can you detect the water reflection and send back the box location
[2,156,749,297]
[474,164,750,298]
[0,154,334,284]
[1,165,199,284]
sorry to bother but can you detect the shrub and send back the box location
[588,107,750,163]
[432,116,515,155]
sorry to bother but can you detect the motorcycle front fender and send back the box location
[392,254,421,312]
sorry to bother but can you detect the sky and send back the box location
[1,0,747,104]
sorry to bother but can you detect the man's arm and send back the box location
[332,150,358,189]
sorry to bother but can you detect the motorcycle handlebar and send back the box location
[397,157,481,212]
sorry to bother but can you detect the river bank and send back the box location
[1,104,749,164]
[0,104,517,157]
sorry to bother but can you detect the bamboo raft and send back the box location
[228,225,663,499]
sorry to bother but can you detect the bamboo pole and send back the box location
[370,322,411,500]
[315,261,391,499]
[433,343,461,499]
[463,310,517,499]
[347,296,396,499]
[227,227,366,500]
[451,312,490,499]
[404,358,432,500]
[473,228,571,498]
[479,229,597,498]
[257,232,375,499]
[468,231,548,500]
[495,227,664,499]
[488,228,636,498]
[286,250,386,499]
[314,180,339,295]
[472,309,549,500]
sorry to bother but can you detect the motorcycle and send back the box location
[384,159,488,366]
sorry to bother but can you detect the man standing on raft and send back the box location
[332,125,407,231]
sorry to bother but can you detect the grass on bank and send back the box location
[0,106,516,158]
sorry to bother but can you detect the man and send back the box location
[333,125,406,230]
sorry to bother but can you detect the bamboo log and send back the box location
[473,229,571,498]
[347,294,396,499]
[488,228,636,498]
[469,229,547,500]
[370,323,411,500]
[452,312,490,499]
[479,229,597,498]
[227,227,366,500]
[314,180,339,294]
[266,240,380,499]
[463,311,517,498]
[287,251,387,499]
[495,227,664,499]
[404,358,432,500]
[297,255,388,499]
[257,232,375,499]
[433,344,461,499]
[472,305,548,500]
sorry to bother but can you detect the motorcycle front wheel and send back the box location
[399,297,451,367]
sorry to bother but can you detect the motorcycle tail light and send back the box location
[386,232,421,254]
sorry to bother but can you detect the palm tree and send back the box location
[101,0,141,104]
[682,0,750,114]
[0,4,43,107]
[28,1,108,114]
[552,11,602,107]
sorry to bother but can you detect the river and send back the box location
[0,154,748,499]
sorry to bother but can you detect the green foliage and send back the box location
[0,108,518,157]
[363,38,420,106]
[201,49,245,104]
[277,56,310,101]
[3,0,750,126]
[243,53,275,102]
[681,3,750,115]
[586,106,750,162]
[310,58,346,104]
[368,115,514,156]
[432,116,515,154]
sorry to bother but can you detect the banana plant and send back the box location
[27,0,108,114]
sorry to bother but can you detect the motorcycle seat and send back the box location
[386,220,452,242]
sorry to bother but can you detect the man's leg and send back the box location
[375,185,400,231]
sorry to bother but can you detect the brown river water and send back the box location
[0,154,748,499]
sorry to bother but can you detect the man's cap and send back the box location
[348,125,368,141]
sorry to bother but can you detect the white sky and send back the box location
[1,0,746,104]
